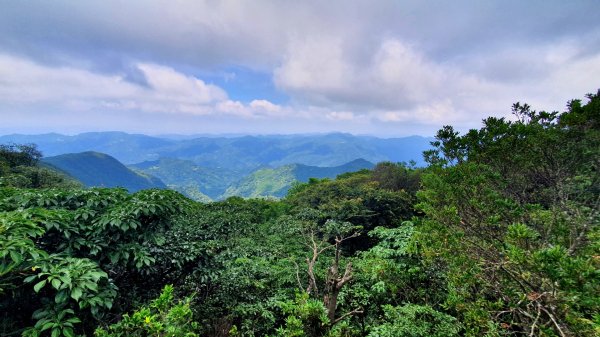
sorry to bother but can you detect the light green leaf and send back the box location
[63,327,75,337]
[24,275,38,283]
[33,280,47,293]
[71,287,83,301]
[51,278,61,290]
[51,328,60,337]
[41,322,54,331]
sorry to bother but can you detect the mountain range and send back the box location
[0,132,431,169]
[2,132,433,199]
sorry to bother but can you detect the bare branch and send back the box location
[292,259,305,293]
[332,308,364,325]
[539,306,567,337]
[336,262,353,290]
[529,304,541,337]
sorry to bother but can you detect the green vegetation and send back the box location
[130,157,239,201]
[0,143,80,189]
[1,91,598,336]
[222,159,374,199]
[42,152,166,192]
[131,157,374,201]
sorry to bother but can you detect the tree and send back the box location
[287,210,363,335]
[0,143,79,188]
[0,143,42,168]
[417,91,600,336]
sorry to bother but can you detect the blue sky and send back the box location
[1,1,599,136]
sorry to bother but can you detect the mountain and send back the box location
[1,132,174,164]
[0,132,432,171]
[129,158,239,201]
[223,158,375,199]
[42,152,166,192]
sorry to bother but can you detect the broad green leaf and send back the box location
[24,275,37,283]
[33,280,46,293]
[71,287,83,301]
[41,322,54,331]
[9,250,22,264]
[51,278,61,290]
[63,327,75,337]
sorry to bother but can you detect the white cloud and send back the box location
[249,99,279,111]
[137,63,227,104]
[326,111,355,121]
[216,99,287,119]
[0,54,228,116]
[274,36,351,95]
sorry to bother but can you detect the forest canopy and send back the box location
[1,91,599,336]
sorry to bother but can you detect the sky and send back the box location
[1,1,599,137]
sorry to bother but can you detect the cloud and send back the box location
[326,111,355,121]
[0,54,227,115]
[137,63,227,105]
[0,1,599,136]
[274,37,485,121]
[249,100,282,115]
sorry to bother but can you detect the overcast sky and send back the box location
[1,1,599,137]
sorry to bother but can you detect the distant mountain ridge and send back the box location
[131,157,375,200]
[3,132,432,200]
[0,132,432,171]
[222,158,375,199]
[42,151,166,192]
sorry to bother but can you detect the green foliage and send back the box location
[274,293,330,337]
[286,168,416,252]
[94,285,199,337]
[417,91,600,336]
[367,304,461,337]
[0,187,191,336]
[0,143,42,168]
[23,307,81,337]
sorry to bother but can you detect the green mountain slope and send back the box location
[130,158,239,201]
[223,158,375,198]
[42,151,166,192]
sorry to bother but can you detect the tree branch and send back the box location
[332,308,364,325]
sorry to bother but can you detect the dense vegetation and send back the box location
[1,91,598,336]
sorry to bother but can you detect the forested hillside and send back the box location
[43,152,166,192]
[129,157,238,201]
[221,159,375,199]
[1,91,598,337]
